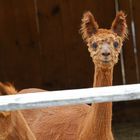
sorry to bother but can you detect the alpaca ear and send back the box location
[111,11,128,40]
[80,11,99,42]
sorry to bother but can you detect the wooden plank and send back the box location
[37,0,67,90]
[114,100,140,122]
[0,84,140,111]
[118,0,138,84]
[0,0,42,89]
[132,0,140,82]
[59,0,93,89]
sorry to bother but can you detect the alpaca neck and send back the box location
[91,67,113,134]
[93,66,113,87]
[79,66,114,140]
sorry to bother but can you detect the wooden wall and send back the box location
[0,0,140,121]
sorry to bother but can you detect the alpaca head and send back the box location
[80,11,128,69]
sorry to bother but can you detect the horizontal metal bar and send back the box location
[0,84,140,111]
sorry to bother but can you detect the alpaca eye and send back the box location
[113,41,119,48]
[92,43,98,49]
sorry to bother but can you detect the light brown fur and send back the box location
[0,83,36,140]
[19,88,89,140]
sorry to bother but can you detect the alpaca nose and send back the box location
[101,43,111,57]
[102,52,110,56]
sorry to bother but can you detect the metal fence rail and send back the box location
[0,84,140,111]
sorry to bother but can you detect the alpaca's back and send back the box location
[22,104,90,140]
[19,88,90,140]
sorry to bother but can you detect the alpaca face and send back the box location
[87,30,123,69]
[80,11,127,69]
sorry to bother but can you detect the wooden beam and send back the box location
[0,84,140,111]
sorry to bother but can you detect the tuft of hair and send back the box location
[111,11,128,40]
[80,11,99,42]
[0,82,17,95]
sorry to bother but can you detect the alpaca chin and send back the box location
[92,59,115,70]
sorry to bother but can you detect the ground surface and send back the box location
[113,122,140,140]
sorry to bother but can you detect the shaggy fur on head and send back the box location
[80,11,127,69]
[81,11,128,42]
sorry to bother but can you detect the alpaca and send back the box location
[78,11,127,140]
[0,83,36,140]
[1,11,127,140]
[19,11,127,140]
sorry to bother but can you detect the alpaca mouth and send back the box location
[102,60,110,63]
[101,58,111,64]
